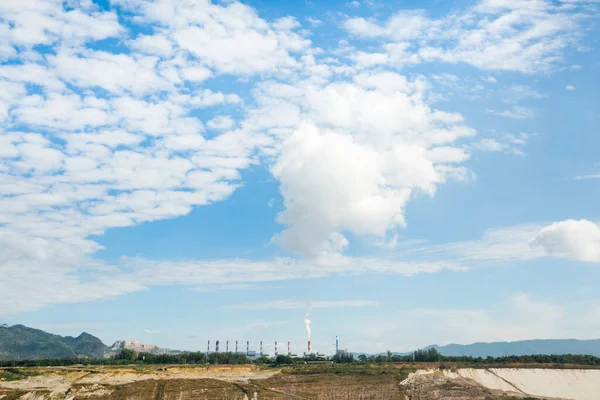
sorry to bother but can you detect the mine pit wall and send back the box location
[442,368,600,400]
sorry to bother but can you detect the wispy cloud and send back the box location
[219,300,380,310]
[191,283,279,293]
[349,294,600,352]
[487,106,534,119]
[574,174,600,180]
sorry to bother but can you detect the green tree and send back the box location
[275,355,293,365]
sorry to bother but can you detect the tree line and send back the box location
[1,348,599,367]
[355,348,600,365]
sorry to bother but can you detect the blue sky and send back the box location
[1,0,599,355]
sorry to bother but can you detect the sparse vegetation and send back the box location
[0,367,41,381]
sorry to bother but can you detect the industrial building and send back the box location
[205,336,343,360]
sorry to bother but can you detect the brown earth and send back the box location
[0,365,570,400]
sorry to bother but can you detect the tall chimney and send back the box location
[336,336,339,353]
[246,341,249,354]
[260,341,263,356]
[226,341,229,353]
[288,341,291,356]
[216,340,220,352]
[275,341,278,357]
[236,341,238,353]
[308,340,312,354]
[207,340,210,356]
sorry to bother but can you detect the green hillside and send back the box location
[0,324,108,360]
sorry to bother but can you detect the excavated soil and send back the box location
[1,365,597,399]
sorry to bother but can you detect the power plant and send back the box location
[204,337,338,359]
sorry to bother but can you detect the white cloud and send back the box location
[144,329,161,334]
[0,244,465,316]
[2,217,596,316]
[484,76,497,83]
[307,17,322,27]
[220,300,379,310]
[345,11,429,41]
[129,34,174,57]
[531,219,600,262]
[165,3,308,75]
[348,51,389,68]
[179,66,213,83]
[486,106,534,119]
[469,133,530,155]
[0,0,595,319]
[207,115,236,131]
[265,75,475,257]
[343,1,589,73]
[566,85,576,91]
[0,0,122,49]
[349,293,600,352]
[574,173,600,180]
[49,49,170,95]
[504,85,546,102]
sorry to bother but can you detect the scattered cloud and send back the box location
[350,293,600,352]
[220,300,379,310]
[566,85,576,91]
[343,1,591,73]
[191,283,279,292]
[487,106,534,119]
[469,133,531,156]
[0,0,595,318]
[531,219,600,262]
[504,85,546,103]
[269,74,475,257]
[574,173,600,180]
[207,115,236,131]
[144,329,161,334]
[306,17,322,27]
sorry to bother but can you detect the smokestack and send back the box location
[275,341,278,357]
[288,341,291,356]
[260,341,263,356]
[247,341,249,354]
[308,340,312,354]
[207,340,210,356]
[226,341,229,353]
[216,340,220,352]
[336,336,339,353]
[236,341,238,353]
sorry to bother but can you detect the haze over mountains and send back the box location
[0,324,107,360]
[423,340,600,358]
[2,324,600,360]
[0,324,179,361]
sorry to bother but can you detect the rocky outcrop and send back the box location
[109,340,182,355]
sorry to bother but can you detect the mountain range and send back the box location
[2,324,600,360]
[0,324,108,360]
[0,324,184,360]
[424,339,600,358]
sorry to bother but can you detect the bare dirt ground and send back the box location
[1,364,594,399]
[0,365,277,399]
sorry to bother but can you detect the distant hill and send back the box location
[0,324,108,360]
[109,340,183,356]
[353,339,600,359]
[425,339,600,358]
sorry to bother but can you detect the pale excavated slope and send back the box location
[446,368,600,400]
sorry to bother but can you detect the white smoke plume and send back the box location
[303,304,312,339]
